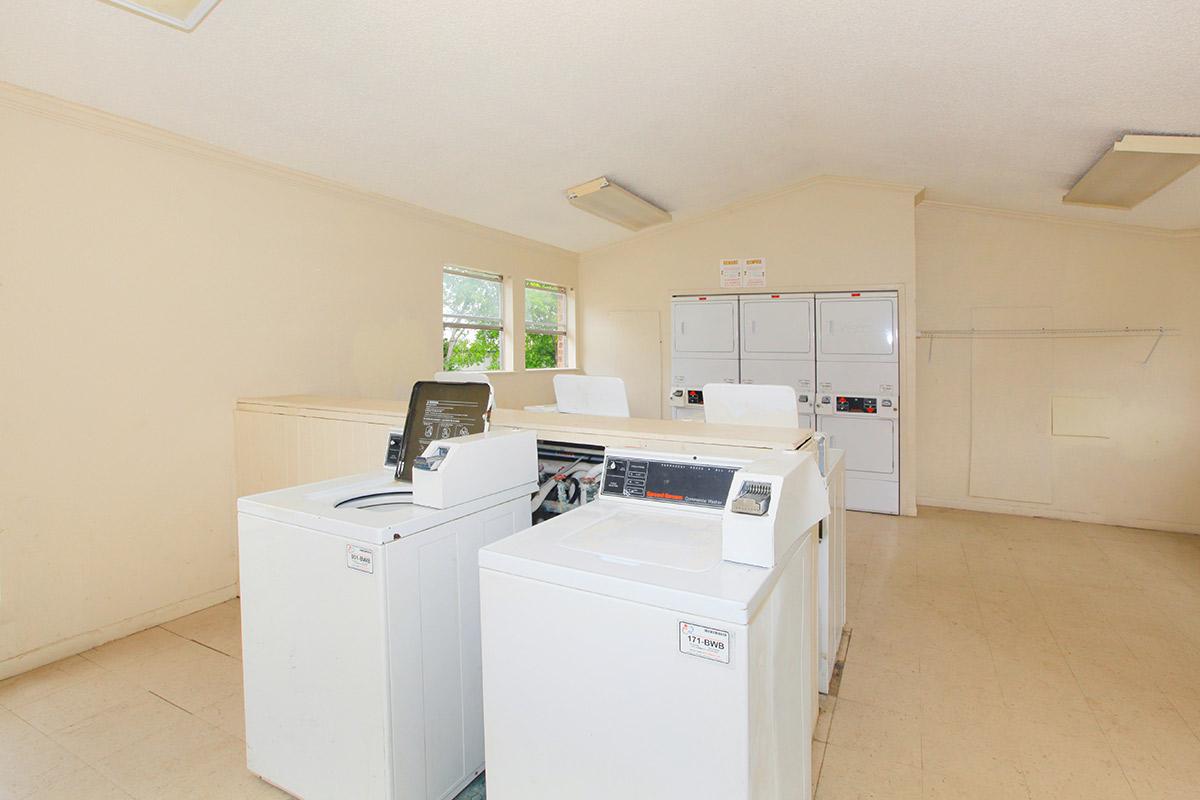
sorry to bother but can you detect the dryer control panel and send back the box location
[817,388,898,419]
[836,396,877,414]
[602,455,739,510]
[666,387,707,409]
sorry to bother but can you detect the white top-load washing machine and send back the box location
[668,294,740,420]
[818,448,846,692]
[815,291,900,514]
[478,447,829,800]
[238,429,537,800]
[739,292,817,429]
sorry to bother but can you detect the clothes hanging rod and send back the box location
[917,326,1178,339]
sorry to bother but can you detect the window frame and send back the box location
[442,265,506,371]
[523,279,571,369]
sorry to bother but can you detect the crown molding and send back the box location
[809,174,927,197]
[0,81,579,259]
[581,174,926,257]
[919,199,1200,240]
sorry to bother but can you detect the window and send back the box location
[442,266,504,371]
[525,280,569,369]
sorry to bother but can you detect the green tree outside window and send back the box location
[525,280,568,369]
[442,267,503,371]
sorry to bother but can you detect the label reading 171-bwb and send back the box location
[346,545,374,574]
[679,621,730,664]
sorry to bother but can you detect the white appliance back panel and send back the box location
[740,293,814,359]
[670,357,739,388]
[739,359,816,415]
[672,297,739,358]
[816,293,898,362]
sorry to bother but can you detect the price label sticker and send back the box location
[679,621,730,664]
[347,545,375,574]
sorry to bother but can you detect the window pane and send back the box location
[525,332,565,369]
[524,281,566,332]
[444,270,502,327]
[443,326,501,371]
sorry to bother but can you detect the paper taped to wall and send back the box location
[743,257,767,288]
[720,258,743,288]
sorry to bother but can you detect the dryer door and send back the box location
[671,297,738,358]
[740,294,814,359]
[817,292,898,362]
[816,415,896,477]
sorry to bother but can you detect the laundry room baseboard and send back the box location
[917,496,1200,536]
[0,583,239,681]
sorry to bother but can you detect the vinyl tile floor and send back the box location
[1,508,1197,799]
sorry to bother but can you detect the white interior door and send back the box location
[672,298,738,357]
[740,294,813,358]
[817,293,898,361]
[816,416,896,476]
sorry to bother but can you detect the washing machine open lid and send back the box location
[238,468,534,545]
[479,503,804,625]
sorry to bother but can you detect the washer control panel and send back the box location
[602,456,738,509]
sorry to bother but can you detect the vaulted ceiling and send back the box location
[2,1,1198,251]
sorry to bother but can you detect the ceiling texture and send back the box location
[2,1,1198,251]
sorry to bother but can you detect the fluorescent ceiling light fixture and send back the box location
[566,177,671,231]
[102,0,223,31]
[1064,134,1200,209]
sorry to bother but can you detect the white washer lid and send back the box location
[479,503,804,625]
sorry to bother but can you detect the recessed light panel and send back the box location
[103,0,223,31]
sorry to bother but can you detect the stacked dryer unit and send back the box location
[739,293,816,429]
[814,291,900,515]
[669,293,815,427]
[668,295,740,421]
[668,290,900,515]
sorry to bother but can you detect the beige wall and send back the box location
[578,178,922,515]
[5,82,1195,679]
[916,203,1200,532]
[577,179,1200,534]
[0,88,577,675]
